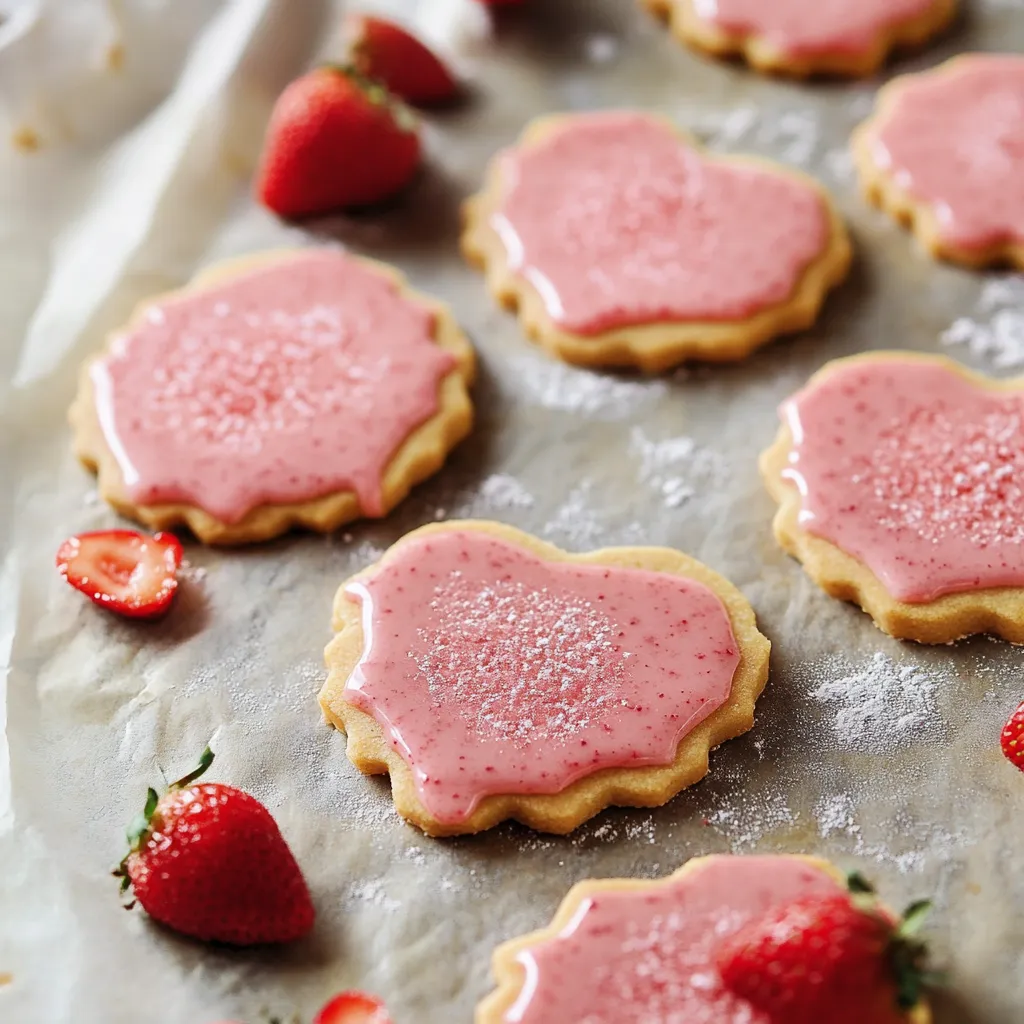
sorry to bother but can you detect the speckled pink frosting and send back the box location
[692,0,940,57]
[492,112,829,335]
[868,55,1024,253]
[782,357,1024,602]
[91,250,456,523]
[507,856,845,1024]
[343,530,741,824]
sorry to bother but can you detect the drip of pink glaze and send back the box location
[782,357,1024,603]
[343,530,740,824]
[508,856,844,1024]
[692,0,938,57]
[870,56,1024,252]
[91,250,456,523]
[492,112,828,335]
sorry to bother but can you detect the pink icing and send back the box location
[692,0,938,57]
[92,250,457,523]
[343,530,740,824]
[869,55,1024,252]
[782,357,1024,603]
[492,112,829,335]
[508,856,845,1024]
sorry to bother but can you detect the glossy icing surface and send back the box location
[692,0,938,57]
[870,55,1024,251]
[492,113,829,335]
[343,530,740,824]
[783,357,1024,603]
[92,250,456,523]
[508,856,844,1024]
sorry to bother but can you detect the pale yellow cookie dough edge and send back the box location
[475,854,932,1024]
[319,520,771,837]
[643,0,957,78]
[460,113,852,374]
[760,351,1024,644]
[68,250,476,546]
[853,56,1024,271]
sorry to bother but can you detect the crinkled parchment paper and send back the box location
[1,0,1023,1021]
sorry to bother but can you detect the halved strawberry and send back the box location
[56,529,183,619]
[346,15,459,106]
[314,991,393,1024]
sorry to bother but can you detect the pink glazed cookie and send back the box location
[70,250,475,544]
[644,0,957,78]
[854,55,1024,270]
[476,855,932,1024]
[462,112,851,373]
[761,352,1024,643]
[319,521,770,836]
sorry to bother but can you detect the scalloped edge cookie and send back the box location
[319,520,771,837]
[853,56,1024,271]
[643,0,957,78]
[461,113,852,374]
[476,854,932,1023]
[69,250,476,546]
[760,351,1024,644]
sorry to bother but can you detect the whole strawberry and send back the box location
[1001,698,1024,771]
[346,15,458,106]
[256,67,421,218]
[716,875,932,1024]
[115,748,314,945]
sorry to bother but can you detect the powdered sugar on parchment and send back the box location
[809,652,940,752]
[630,428,728,509]
[941,276,1024,368]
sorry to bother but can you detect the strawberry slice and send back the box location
[346,15,459,107]
[56,529,183,619]
[314,991,393,1024]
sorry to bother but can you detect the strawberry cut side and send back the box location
[314,991,393,1024]
[56,529,183,619]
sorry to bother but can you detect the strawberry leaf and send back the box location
[846,871,876,895]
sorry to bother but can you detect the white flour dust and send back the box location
[451,472,535,518]
[941,276,1024,368]
[630,427,728,510]
[543,481,646,549]
[809,652,940,751]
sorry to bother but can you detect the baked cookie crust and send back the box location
[853,57,1024,271]
[320,520,771,837]
[761,351,1024,644]
[461,113,851,374]
[643,0,957,78]
[69,250,475,545]
[476,854,932,1024]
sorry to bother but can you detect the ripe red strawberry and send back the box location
[346,15,458,106]
[1001,699,1024,771]
[716,876,932,1024]
[115,748,315,945]
[56,529,183,619]
[256,67,421,218]
[314,991,393,1024]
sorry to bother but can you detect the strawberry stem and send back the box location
[170,746,215,790]
[888,899,934,1010]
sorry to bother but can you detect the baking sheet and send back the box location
[2,0,1024,1021]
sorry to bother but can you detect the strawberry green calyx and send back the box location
[320,64,419,134]
[847,872,937,1012]
[113,746,216,894]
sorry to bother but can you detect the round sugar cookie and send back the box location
[462,111,851,373]
[761,352,1024,643]
[854,54,1024,270]
[70,249,475,545]
[320,520,770,836]
[477,854,932,1024]
[643,0,957,78]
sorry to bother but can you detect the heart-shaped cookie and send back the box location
[320,521,770,835]
[855,55,1024,270]
[761,352,1024,643]
[462,112,850,372]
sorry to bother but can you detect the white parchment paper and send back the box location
[1,1,1023,1022]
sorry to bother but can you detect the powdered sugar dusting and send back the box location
[631,428,728,509]
[809,652,939,751]
[413,575,631,744]
[941,276,1024,369]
